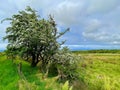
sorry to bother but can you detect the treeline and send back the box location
[72,49,120,54]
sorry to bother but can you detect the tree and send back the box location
[2,7,79,83]
[2,6,69,68]
[51,47,79,82]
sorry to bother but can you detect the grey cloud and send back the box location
[45,0,84,26]
[86,0,120,14]
[1,0,120,49]
[83,25,120,45]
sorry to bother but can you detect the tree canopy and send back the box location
[3,6,69,67]
[2,6,79,82]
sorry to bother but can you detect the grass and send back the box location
[0,53,61,90]
[78,53,120,90]
[0,52,120,90]
[0,54,19,90]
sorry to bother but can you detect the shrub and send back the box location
[49,47,79,82]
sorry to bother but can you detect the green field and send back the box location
[0,52,120,90]
[78,53,120,90]
[0,53,62,90]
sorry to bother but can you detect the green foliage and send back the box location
[51,47,79,82]
[2,6,69,68]
[2,6,79,83]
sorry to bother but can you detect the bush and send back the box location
[49,47,80,82]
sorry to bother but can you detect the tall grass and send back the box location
[0,53,73,90]
[78,53,120,90]
[1,52,120,90]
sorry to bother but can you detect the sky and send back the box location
[1,0,120,50]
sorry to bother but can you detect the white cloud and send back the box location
[83,24,120,45]
[45,0,85,26]
[1,0,120,50]
[82,1,120,45]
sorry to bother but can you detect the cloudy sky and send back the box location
[1,0,120,50]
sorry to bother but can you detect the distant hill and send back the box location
[72,49,120,53]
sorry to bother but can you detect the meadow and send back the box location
[77,53,120,90]
[0,53,61,90]
[0,51,120,90]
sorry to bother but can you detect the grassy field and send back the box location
[0,52,120,90]
[0,53,62,90]
[77,53,120,90]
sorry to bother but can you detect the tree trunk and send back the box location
[41,60,47,73]
[31,60,36,67]
[31,54,36,67]
[44,61,51,78]
[31,54,39,67]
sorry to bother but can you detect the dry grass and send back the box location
[77,53,120,90]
